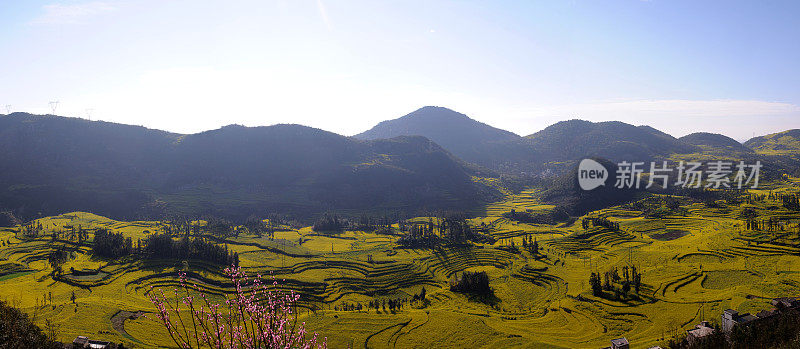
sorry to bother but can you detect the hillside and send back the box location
[744,129,800,156]
[678,132,753,154]
[0,113,500,222]
[539,157,643,215]
[355,106,529,168]
[524,120,700,164]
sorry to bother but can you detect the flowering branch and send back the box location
[148,266,326,349]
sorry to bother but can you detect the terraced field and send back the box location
[1,182,800,348]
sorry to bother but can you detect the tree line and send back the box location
[312,213,398,233]
[90,229,238,266]
[589,265,642,300]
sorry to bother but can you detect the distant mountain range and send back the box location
[0,113,499,222]
[1,108,797,222]
[359,106,798,173]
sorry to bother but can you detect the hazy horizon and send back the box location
[1,1,798,140]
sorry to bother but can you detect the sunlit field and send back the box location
[2,181,800,348]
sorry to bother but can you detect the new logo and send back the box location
[578,159,608,190]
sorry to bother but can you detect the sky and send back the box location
[0,1,798,141]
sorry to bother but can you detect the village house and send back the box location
[721,297,800,333]
[721,309,757,332]
[771,297,800,309]
[610,337,629,349]
[686,321,715,346]
[71,336,111,349]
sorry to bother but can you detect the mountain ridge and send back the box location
[0,112,499,222]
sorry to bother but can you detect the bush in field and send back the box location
[148,266,325,349]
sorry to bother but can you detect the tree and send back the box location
[48,247,68,273]
[589,272,602,296]
[149,266,326,349]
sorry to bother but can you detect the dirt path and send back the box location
[110,310,148,342]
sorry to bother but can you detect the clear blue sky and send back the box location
[1,1,798,140]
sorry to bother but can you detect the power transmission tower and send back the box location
[4,105,10,114]
[49,101,59,115]
[86,108,94,121]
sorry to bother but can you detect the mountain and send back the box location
[0,113,500,222]
[355,106,525,167]
[744,129,800,156]
[678,132,753,153]
[524,120,700,164]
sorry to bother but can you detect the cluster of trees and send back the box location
[313,212,401,233]
[47,247,69,273]
[161,218,236,239]
[337,289,427,314]
[450,271,492,296]
[339,287,430,314]
[141,234,239,266]
[398,214,493,247]
[589,265,642,300]
[354,213,396,232]
[20,221,44,239]
[411,286,427,305]
[502,207,569,225]
[675,188,743,206]
[367,298,406,313]
[497,237,520,253]
[312,213,346,233]
[521,235,539,256]
[745,193,767,204]
[397,220,439,247]
[781,194,800,211]
[242,213,288,238]
[64,225,90,244]
[581,217,620,231]
[93,229,132,259]
[624,197,687,218]
[86,222,242,265]
[334,302,363,312]
[745,217,786,232]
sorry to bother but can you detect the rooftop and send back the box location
[611,337,629,346]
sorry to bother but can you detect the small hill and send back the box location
[678,132,753,154]
[355,106,522,166]
[524,120,699,164]
[744,129,800,155]
[0,113,500,222]
[539,157,643,215]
